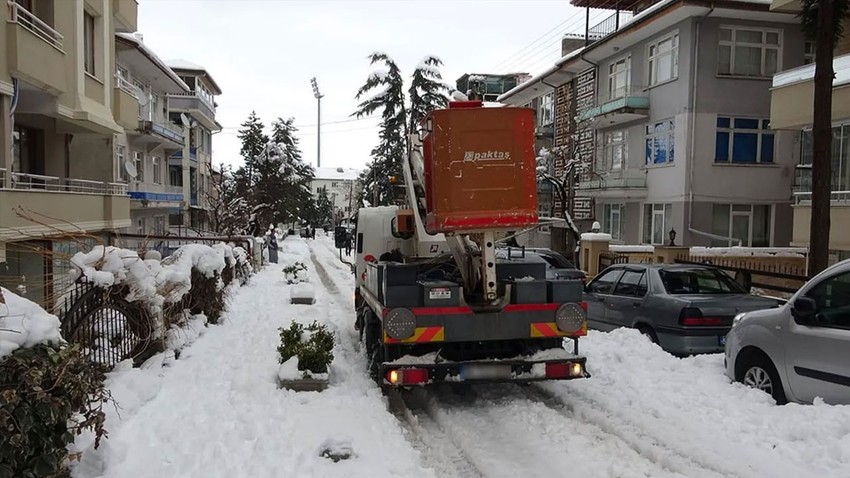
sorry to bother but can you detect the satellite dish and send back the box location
[180,113,190,126]
[130,84,149,106]
[124,161,138,179]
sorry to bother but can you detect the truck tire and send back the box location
[363,309,384,381]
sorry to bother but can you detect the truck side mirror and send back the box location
[792,296,818,323]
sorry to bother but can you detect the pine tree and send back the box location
[408,55,450,134]
[269,117,315,225]
[314,187,336,227]
[236,111,268,196]
[353,52,407,206]
[205,163,249,235]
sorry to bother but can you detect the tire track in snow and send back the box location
[520,385,740,478]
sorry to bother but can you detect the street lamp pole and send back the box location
[310,77,323,168]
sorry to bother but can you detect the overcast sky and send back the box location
[138,0,604,172]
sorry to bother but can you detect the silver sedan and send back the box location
[583,264,779,355]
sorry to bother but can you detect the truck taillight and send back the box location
[545,362,584,379]
[679,308,724,326]
[386,368,429,386]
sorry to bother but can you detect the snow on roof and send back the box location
[773,53,850,89]
[0,287,63,359]
[313,167,361,181]
[115,33,190,93]
[166,59,206,71]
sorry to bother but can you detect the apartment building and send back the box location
[0,0,136,307]
[311,167,361,223]
[501,0,805,248]
[768,0,850,262]
[166,60,222,233]
[114,32,190,237]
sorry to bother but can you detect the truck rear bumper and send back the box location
[380,355,589,387]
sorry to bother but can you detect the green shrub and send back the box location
[0,344,109,478]
[277,321,334,375]
[282,262,308,284]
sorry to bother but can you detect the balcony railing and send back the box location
[115,75,139,98]
[140,120,184,144]
[577,168,647,190]
[7,0,64,51]
[588,11,635,39]
[793,190,850,205]
[168,91,216,119]
[577,85,650,122]
[0,169,127,195]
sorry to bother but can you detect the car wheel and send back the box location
[739,353,787,405]
[636,324,659,344]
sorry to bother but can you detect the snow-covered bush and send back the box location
[0,288,109,478]
[277,321,334,378]
[282,262,308,284]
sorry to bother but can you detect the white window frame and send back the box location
[643,203,671,245]
[154,215,165,235]
[804,41,816,65]
[604,203,625,241]
[152,156,162,184]
[133,151,144,183]
[537,92,554,127]
[712,204,772,247]
[647,32,679,86]
[84,11,96,76]
[136,216,146,235]
[717,25,782,78]
[608,55,631,100]
[604,130,628,171]
[645,119,675,165]
[715,116,775,164]
[116,144,127,182]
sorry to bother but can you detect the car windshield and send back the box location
[659,268,746,295]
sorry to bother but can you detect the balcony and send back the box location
[169,147,198,165]
[128,187,183,204]
[576,168,647,194]
[770,53,850,129]
[113,80,140,131]
[139,120,184,149]
[577,85,649,126]
[0,170,130,241]
[770,0,801,13]
[167,93,217,130]
[587,11,635,39]
[5,1,66,94]
[792,191,850,250]
[113,0,138,33]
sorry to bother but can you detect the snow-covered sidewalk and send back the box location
[72,236,432,478]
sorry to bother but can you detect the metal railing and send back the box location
[168,91,216,117]
[0,169,128,195]
[793,190,850,205]
[115,75,139,98]
[7,0,64,51]
[140,120,184,143]
[588,11,635,39]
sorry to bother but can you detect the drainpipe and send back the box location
[686,4,729,244]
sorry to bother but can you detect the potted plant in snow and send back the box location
[283,261,315,304]
[277,321,334,391]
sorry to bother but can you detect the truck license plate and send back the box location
[460,364,512,380]
[429,287,452,300]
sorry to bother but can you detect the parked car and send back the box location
[496,247,585,282]
[725,259,850,405]
[583,264,779,355]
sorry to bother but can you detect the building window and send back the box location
[152,156,162,184]
[603,203,624,241]
[643,203,672,245]
[711,204,771,247]
[608,56,631,100]
[84,12,96,75]
[648,32,679,86]
[604,130,628,171]
[804,41,816,65]
[538,92,554,127]
[133,151,144,182]
[116,145,127,182]
[645,119,675,165]
[718,26,782,77]
[331,182,338,188]
[169,165,182,186]
[800,124,850,192]
[154,216,165,234]
[136,217,146,235]
[715,117,774,164]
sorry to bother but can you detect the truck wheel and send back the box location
[363,311,384,381]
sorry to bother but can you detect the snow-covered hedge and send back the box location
[69,242,253,360]
[0,288,109,478]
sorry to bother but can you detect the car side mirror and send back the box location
[792,296,818,323]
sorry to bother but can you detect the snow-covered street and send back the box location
[71,235,850,478]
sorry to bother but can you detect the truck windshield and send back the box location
[659,268,746,295]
